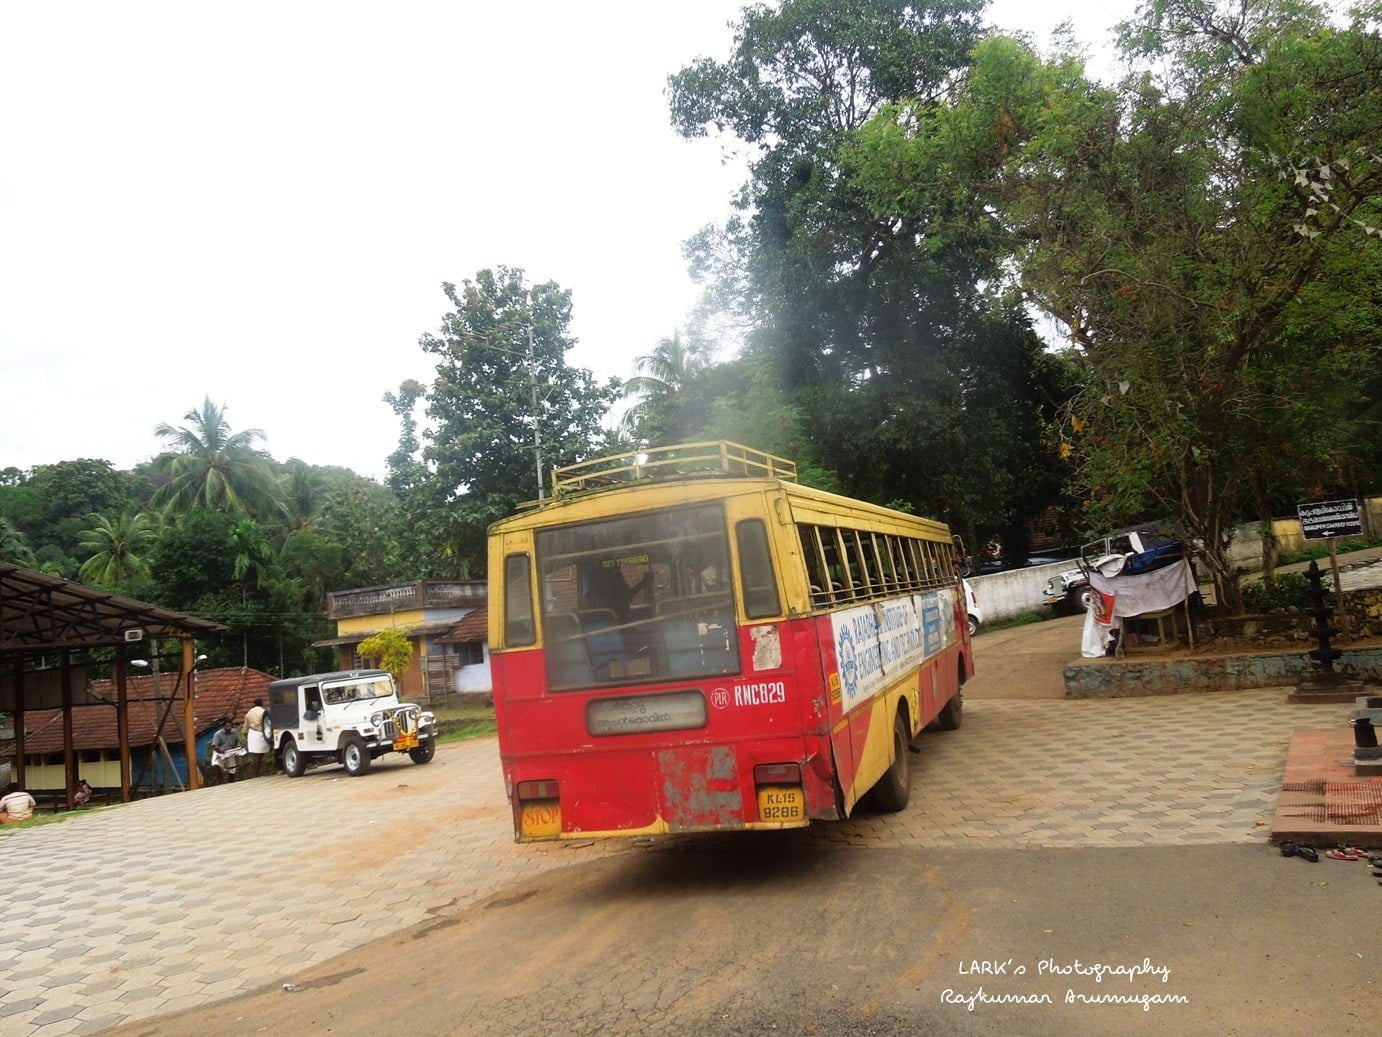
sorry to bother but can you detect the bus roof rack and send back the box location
[550,441,797,498]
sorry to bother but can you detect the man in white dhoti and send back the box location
[244,698,269,778]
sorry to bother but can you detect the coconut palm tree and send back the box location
[281,460,327,533]
[229,517,275,596]
[619,331,711,441]
[77,511,157,586]
[151,398,284,520]
[0,517,36,566]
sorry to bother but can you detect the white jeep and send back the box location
[1042,528,1186,612]
[264,669,437,777]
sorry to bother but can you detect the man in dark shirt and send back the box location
[210,718,242,783]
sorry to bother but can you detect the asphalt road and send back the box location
[127,841,1378,1036]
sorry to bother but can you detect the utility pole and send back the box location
[528,323,544,500]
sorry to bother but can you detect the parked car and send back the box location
[265,669,437,777]
[1042,528,1186,612]
[963,578,984,637]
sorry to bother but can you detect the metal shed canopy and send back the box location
[0,563,224,654]
[1,563,226,807]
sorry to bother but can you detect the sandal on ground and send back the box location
[1326,849,1362,861]
[1279,843,1320,862]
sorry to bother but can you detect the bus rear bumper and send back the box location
[506,737,836,841]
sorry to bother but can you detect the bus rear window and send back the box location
[505,553,536,646]
[736,518,781,619]
[535,504,740,690]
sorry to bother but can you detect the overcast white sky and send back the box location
[0,1,1134,482]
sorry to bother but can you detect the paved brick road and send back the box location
[0,691,1348,1035]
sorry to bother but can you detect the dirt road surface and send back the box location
[964,615,1083,700]
[127,840,1376,1036]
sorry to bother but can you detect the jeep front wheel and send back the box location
[281,737,306,778]
[409,738,436,765]
[341,736,371,777]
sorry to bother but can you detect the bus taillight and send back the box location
[516,780,562,838]
[753,763,806,825]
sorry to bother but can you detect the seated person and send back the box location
[0,782,36,823]
[74,778,93,806]
[210,718,243,783]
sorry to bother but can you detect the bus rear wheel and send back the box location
[936,687,963,731]
[869,711,913,813]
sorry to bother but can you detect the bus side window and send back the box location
[736,518,782,619]
[938,540,957,583]
[892,536,916,590]
[827,528,855,601]
[846,530,876,601]
[871,533,896,592]
[505,553,536,646]
[799,525,830,608]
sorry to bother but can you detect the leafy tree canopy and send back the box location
[399,268,620,575]
[357,628,413,680]
[151,397,285,522]
[668,0,1064,557]
[849,0,1382,609]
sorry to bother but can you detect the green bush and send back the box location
[1242,573,1314,612]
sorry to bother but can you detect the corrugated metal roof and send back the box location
[0,563,225,655]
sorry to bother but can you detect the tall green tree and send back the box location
[669,0,1062,550]
[19,459,135,566]
[851,0,1381,610]
[279,459,329,534]
[146,508,324,674]
[316,477,406,588]
[151,398,284,520]
[408,268,620,574]
[620,330,713,443]
[0,516,36,566]
[77,511,157,588]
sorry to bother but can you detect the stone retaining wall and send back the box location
[1197,588,1382,651]
[1065,647,1382,698]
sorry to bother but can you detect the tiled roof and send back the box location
[437,605,488,644]
[0,667,274,757]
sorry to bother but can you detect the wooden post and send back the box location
[13,660,25,789]
[61,650,75,810]
[116,644,132,803]
[182,637,200,790]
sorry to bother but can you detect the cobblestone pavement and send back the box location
[0,691,1349,1035]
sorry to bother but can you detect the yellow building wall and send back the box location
[22,753,124,791]
[332,610,429,699]
[337,610,426,636]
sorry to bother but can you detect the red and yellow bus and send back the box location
[487,442,972,841]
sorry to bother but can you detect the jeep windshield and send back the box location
[321,676,396,704]
[535,502,739,691]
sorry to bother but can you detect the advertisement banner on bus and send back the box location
[830,589,957,711]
